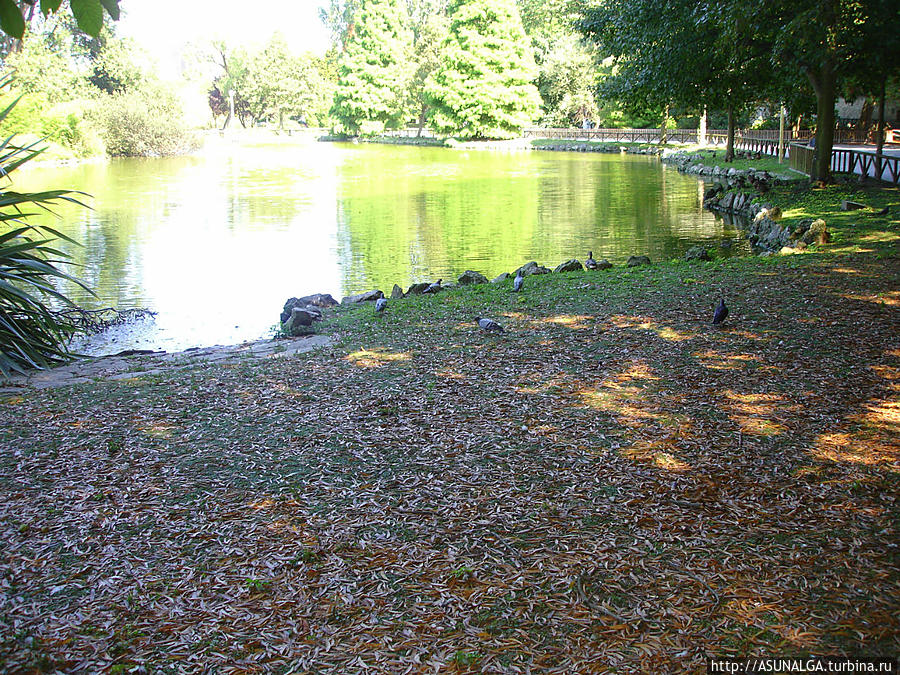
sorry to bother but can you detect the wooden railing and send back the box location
[789,142,899,185]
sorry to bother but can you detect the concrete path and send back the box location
[0,334,333,394]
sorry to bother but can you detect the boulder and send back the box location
[457,270,489,285]
[514,261,551,277]
[593,258,614,270]
[626,255,652,268]
[282,307,318,336]
[280,294,336,322]
[800,219,829,245]
[491,272,510,283]
[684,246,710,262]
[553,259,584,273]
[405,282,431,296]
[341,289,384,304]
[390,284,403,300]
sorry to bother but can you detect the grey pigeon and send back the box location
[585,251,598,270]
[475,317,504,333]
[375,298,387,313]
[712,298,728,325]
[512,271,524,292]
[423,278,442,294]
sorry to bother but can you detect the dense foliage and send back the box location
[0,14,195,158]
[331,0,414,135]
[425,0,541,139]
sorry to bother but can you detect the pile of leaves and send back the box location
[1,245,898,672]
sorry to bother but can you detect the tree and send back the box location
[330,0,413,135]
[425,0,541,139]
[765,0,895,181]
[580,0,773,160]
[534,33,598,127]
[406,0,448,135]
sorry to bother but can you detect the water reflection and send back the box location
[13,135,744,353]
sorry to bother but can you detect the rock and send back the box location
[341,289,384,304]
[491,272,510,283]
[703,185,722,201]
[282,307,317,336]
[593,258,614,270]
[684,246,710,261]
[514,261,551,277]
[405,282,431,296]
[280,294,336,322]
[765,206,782,220]
[553,259,583,273]
[626,255,651,267]
[841,200,866,211]
[800,219,829,245]
[390,284,403,300]
[779,246,802,255]
[457,270,489,285]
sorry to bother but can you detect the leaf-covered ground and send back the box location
[1,213,899,672]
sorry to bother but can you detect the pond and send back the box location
[16,134,745,354]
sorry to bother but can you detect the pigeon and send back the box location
[875,206,889,216]
[474,317,504,333]
[375,298,387,313]
[585,251,599,270]
[423,278,442,294]
[712,298,728,325]
[512,270,524,292]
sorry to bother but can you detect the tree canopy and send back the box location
[425,0,541,139]
[330,0,414,135]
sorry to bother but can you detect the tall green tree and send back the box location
[425,0,541,139]
[580,0,773,160]
[330,0,413,136]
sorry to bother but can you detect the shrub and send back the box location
[90,87,199,157]
[0,83,92,377]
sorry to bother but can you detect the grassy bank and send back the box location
[0,183,898,672]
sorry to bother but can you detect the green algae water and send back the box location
[15,134,744,353]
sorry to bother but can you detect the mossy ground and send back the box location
[1,175,898,672]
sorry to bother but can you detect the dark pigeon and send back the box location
[375,298,387,313]
[585,251,598,270]
[475,317,504,332]
[512,271,524,292]
[712,298,728,325]
[875,206,889,216]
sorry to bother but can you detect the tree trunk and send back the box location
[724,104,735,162]
[807,59,836,182]
[875,77,886,180]
[660,105,669,145]
[417,102,426,138]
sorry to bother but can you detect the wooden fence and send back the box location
[789,142,899,185]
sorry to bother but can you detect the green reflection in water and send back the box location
[11,136,741,352]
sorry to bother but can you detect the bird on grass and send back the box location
[375,297,387,313]
[585,251,599,270]
[424,278,442,294]
[475,317,504,333]
[712,298,728,325]
[512,270,524,292]
[875,206,889,216]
